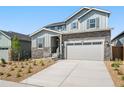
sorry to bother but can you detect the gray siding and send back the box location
[20,40,31,59]
[32,30,60,48]
[80,10,109,31]
[66,8,89,32]
[66,10,109,32]
[31,30,60,58]
[0,33,11,48]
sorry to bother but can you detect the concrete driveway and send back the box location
[21,60,114,87]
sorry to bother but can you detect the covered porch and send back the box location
[51,34,62,58]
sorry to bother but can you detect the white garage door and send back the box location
[66,40,104,61]
[0,48,9,61]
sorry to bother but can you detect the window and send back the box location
[54,27,58,31]
[75,43,82,45]
[90,19,95,28]
[83,42,92,45]
[71,22,78,29]
[93,42,102,45]
[67,43,74,46]
[58,26,62,31]
[61,26,66,31]
[87,18,99,29]
[37,37,45,48]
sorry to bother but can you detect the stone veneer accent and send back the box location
[32,47,51,59]
[62,30,111,61]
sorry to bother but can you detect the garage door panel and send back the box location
[66,41,104,61]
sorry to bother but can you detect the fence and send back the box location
[112,46,124,61]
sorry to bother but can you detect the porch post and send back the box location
[59,34,62,58]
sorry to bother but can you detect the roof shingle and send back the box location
[0,30,31,41]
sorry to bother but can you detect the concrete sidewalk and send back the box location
[21,60,114,87]
[0,80,34,87]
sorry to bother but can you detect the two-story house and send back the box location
[30,7,111,61]
[0,30,31,61]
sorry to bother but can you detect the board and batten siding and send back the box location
[66,8,89,32]
[66,10,109,32]
[31,30,59,48]
[0,33,11,48]
[80,11,108,31]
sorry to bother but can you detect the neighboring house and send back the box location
[0,30,31,61]
[31,7,111,61]
[111,31,124,46]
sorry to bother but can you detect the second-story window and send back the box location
[71,22,78,30]
[90,19,95,28]
[87,18,99,29]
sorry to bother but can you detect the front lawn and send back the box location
[105,60,124,87]
[0,58,55,82]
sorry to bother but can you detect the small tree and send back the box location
[12,35,21,61]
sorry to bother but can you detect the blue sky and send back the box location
[0,6,123,39]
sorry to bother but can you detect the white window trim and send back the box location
[37,37,45,49]
[71,22,78,30]
[87,17,99,29]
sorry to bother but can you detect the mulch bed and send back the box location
[105,61,124,87]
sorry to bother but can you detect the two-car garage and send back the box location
[65,39,104,61]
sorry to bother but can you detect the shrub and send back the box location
[21,62,23,65]
[33,61,37,66]
[1,64,6,67]
[27,68,32,73]
[121,76,124,80]
[41,62,45,66]
[10,67,15,71]
[117,70,123,75]
[21,65,25,68]
[1,58,7,64]
[18,69,22,72]
[111,62,120,70]
[29,65,33,69]
[16,72,21,78]
[14,65,18,68]
[25,62,28,65]
[6,73,11,77]
[0,72,4,76]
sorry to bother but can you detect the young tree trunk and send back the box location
[18,53,20,61]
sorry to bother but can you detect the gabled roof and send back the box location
[65,7,110,22]
[30,28,62,37]
[0,30,31,41]
[32,7,111,37]
[112,31,124,42]
[44,21,65,28]
[65,7,90,22]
